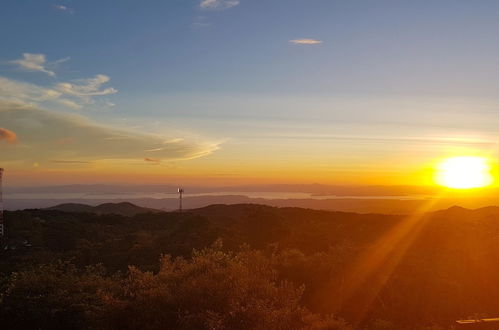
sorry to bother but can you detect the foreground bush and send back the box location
[0,244,350,330]
[101,243,350,330]
[0,261,119,330]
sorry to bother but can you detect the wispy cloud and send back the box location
[9,53,70,77]
[10,53,56,76]
[56,98,83,110]
[144,157,161,163]
[51,160,90,164]
[56,74,118,103]
[53,4,74,14]
[192,16,212,29]
[0,77,62,103]
[1,54,117,111]
[289,39,323,45]
[0,101,220,166]
[200,0,240,10]
[0,76,87,110]
[0,127,17,144]
[52,56,71,65]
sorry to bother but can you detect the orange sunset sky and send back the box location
[2,1,499,189]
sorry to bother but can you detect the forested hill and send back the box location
[45,201,160,216]
[2,203,403,269]
[2,203,499,329]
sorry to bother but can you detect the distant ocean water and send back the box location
[5,191,429,201]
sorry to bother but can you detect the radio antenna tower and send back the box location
[178,188,184,213]
[0,168,5,247]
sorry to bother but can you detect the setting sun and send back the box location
[435,156,493,189]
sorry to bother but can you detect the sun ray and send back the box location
[314,197,441,326]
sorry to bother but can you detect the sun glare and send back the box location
[435,156,493,189]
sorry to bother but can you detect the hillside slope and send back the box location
[46,202,160,216]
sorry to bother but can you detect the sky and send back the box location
[2,0,499,187]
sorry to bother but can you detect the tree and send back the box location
[0,261,119,330]
[101,242,350,330]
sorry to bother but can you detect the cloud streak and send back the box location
[10,53,56,76]
[0,76,84,109]
[56,74,118,102]
[0,127,17,144]
[0,74,115,110]
[200,0,239,10]
[289,39,323,45]
[53,4,74,14]
[0,77,62,103]
[0,101,219,166]
[4,54,115,110]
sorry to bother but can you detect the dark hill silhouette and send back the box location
[46,202,160,216]
[45,203,95,213]
[4,203,499,328]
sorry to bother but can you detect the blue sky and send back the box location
[2,0,499,185]
[4,0,499,97]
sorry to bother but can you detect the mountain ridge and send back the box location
[46,202,161,216]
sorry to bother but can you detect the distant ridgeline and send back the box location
[45,202,161,216]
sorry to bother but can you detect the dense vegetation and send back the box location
[2,204,499,329]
